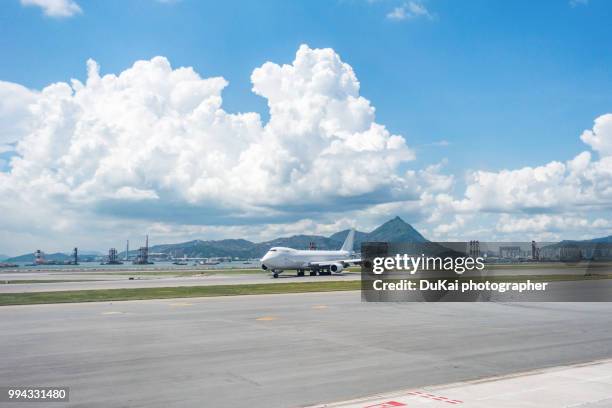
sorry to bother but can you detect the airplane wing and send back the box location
[309,259,361,267]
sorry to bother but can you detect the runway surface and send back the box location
[0,272,359,293]
[1,291,612,407]
[1,263,607,293]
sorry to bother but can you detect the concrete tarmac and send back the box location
[309,358,612,407]
[1,291,612,407]
[1,263,608,293]
[0,272,359,293]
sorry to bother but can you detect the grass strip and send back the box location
[88,269,263,276]
[3,273,609,306]
[0,280,361,306]
[88,269,361,277]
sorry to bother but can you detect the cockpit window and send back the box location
[270,249,277,252]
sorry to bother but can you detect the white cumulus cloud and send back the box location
[2,43,607,252]
[437,113,612,239]
[453,130,612,216]
[580,113,612,157]
[0,81,38,145]
[387,1,432,21]
[20,0,82,17]
[0,44,421,251]
[570,0,588,7]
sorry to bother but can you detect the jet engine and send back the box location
[329,263,344,273]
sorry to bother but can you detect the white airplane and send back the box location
[260,229,361,278]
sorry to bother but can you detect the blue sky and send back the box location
[0,0,611,254]
[2,0,611,172]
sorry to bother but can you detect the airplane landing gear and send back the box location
[297,269,305,277]
[310,266,320,276]
[273,272,279,278]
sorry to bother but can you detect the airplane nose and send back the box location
[261,253,272,270]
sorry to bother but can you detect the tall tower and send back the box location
[531,241,539,261]
[145,234,149,261]
[34,249,44,265]
[133,235,152,265]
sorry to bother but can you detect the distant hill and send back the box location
[144,235,343,259]
[330,217,427,249]
[545,235,612,248]
[79,250,104,256]
[329,229,369,247]
[0,254,9,261]
[254,235,342,253]
[364,216,428,243]
[586,235,612,243]
[146,216,428,258]
[147,239,256,259]
[6,252,72,263]
[8,216,430,261]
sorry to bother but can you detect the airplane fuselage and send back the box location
[260,229,358,277]
[261,247,350,270]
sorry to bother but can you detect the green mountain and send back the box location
[545,235,612,248]
[150,216,427,258]
[253,235,342,254]
[6,252,72,263]
[365,216,428,243]
[329,229,369,249]
[330,217,427,250]
[8,216,429,261]
[587,235,612,243]
[146,239,256,259]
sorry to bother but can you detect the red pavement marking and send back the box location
[363,401,407,408]
[407,391,463,405]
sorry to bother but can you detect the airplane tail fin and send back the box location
[341,229,355,252]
